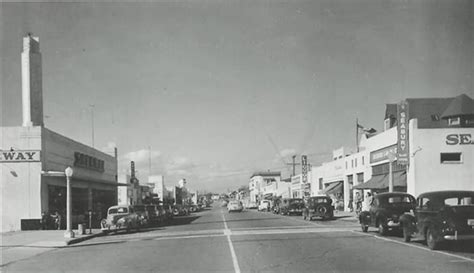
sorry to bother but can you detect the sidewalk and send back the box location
[332,210,358,222]
[1,228,103,266]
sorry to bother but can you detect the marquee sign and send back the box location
[397,101,410,165]
[0,150,41,162]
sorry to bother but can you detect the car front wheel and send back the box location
[378,221,388,236]
[361,224,368,232]
[426,227,442,250]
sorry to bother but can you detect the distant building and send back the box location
[249,171,282,203]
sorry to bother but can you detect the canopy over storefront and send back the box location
[353,171,406,190]
[323,181,343,195]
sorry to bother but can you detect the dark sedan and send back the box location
[400,190,474,250]
[359,192,416,235]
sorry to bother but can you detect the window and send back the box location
[319,178,323,190]
[362,156,364,165]
[351,159,354,168]
[384,118,391,131]
[420,198,432,210]
[440,153,462,163]
[355,158,357,167]
[448,117,460,125]
[431,114,440,121]
[345,161,348,169]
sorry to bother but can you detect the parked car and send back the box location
[246,202,258,209]
[400,190,474,250]
[172,204,190,216]
[258,200,272,211]
[359,192,416,235]
[278,198,304,216]
[162,204,174,221]
[302,196,334,221]
[227,200,244,212]
[100,205,141,233]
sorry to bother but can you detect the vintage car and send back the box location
[302,196,334,221]
[172,204,190,216]
[258,200,272,212]
[359,192,416,235]
[278,198,304,216]
[100,205,141,233]
[400,190,474,250]
[227,200,243,212]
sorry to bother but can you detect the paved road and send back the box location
[3,204,473,272]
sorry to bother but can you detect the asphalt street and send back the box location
[3,204,474,273]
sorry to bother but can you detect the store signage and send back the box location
[397,101,410,165]
[0,150,41,162]
[370,145,397,164]
[291,175,301,184]
[73,152,105,172]
[301,155,308,184]
[446,134,474,145]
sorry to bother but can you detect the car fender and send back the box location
[400,213,417,233]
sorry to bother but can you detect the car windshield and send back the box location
[387,196,415,204]
[444,196,474,206]
[308,198,329,204]
[109,207,128,214]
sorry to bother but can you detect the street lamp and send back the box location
[64,166,74,238]
[387,152,396,193]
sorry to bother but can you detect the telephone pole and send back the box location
[286,155,301,176]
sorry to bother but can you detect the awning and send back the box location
[323,181,343,195]
[353,171,407,190]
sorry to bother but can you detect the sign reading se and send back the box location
[0,150,41,162]
[446,134,474,145]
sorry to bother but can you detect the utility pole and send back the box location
[148,146,152,175]
[286,155,301,176]
[90,104,95,148]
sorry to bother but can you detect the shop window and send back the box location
[440,153,462,164]
[448,117,460,126]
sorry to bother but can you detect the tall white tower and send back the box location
[21,34,43,127]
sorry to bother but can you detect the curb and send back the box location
[65,232,105,246]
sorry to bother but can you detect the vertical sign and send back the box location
[301,155,309,196]
[397,101,409,165]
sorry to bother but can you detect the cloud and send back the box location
[279,148,296,158]
[166,156,195,171]
[121,149,161,165]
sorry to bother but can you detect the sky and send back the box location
[1,0,473,192]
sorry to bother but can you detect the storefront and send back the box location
[1,126,120,231]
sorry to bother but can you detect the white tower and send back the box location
[21,34,43,127]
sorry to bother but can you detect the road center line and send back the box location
[222,211,241,273]
[352,231,474,263]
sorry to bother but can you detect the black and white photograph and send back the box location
[1,0,473,272]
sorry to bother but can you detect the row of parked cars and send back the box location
[257,196,335,221]
[100,203,206,234]
[358,190,474,250]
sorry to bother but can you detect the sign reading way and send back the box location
[0,150,41,162]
